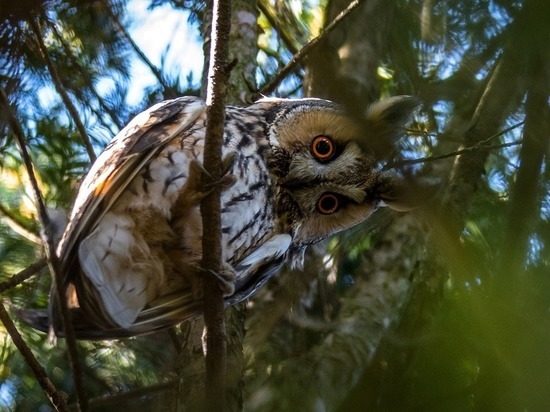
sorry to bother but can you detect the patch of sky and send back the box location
[33,0,204,151]
[0,380,16,411]
[527,233,544,267]
[122,0,203,104]
[36,0,204,112]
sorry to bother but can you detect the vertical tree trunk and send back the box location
[176,2,259,411]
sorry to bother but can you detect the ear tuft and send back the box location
[363,96,420,159]
[378,174,440,212]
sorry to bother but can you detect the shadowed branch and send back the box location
[29,18,96,162]
[255,0,365,98]
[0,87,89,411]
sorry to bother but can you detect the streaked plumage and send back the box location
[19,95,417,339]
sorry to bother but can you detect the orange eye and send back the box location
[311,135,336,161]
[317,193,340,215]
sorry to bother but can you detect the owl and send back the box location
[20,95,418,339]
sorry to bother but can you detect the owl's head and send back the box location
[262,96,419,258]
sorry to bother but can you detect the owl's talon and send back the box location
[205,265,236,296]
[188,154,236,198]
[189,261,236,297]
[220,152,236,178]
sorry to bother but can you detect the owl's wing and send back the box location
[46,97,205,335]
[57,97,205,273]
[18,288,198,339]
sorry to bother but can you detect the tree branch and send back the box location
[255,0,365,98]
[0,257,47,293]
[246,215,423,410]
[497,54,550,292]
[439,51,524,231]
[29,18,96,162]
[257,2,299,55]
[47,19,124,130]
[85,381,176,409]
[383,138,523,170]
[0,88,88,412]
[102,0,177,98]
[360,21,530,409]
[201,0,233,410]
[0,301,69,411]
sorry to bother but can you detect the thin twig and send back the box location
[201,0,233,410]
[384,140,522,170]
[256,0,365,97]
[476,120,525,145]
[0,258,47,293]
[47,20,124,130]
[0,88,88,412]
[384,121,525,170]
[0,300,69,411]
[85,381,176,408]
[29,18,96,162]
[103,0,175,97]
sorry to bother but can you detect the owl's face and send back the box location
[263,98,413,253]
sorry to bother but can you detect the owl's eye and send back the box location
[311,135,336,162]
[316,193,341,215]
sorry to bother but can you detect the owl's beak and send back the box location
[279,175,305,190]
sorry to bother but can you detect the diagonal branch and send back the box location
[443,53,524,225]
[384,139,523,170]
[257,2,299,55]
[102,0,177,98]
[29,18,96,162]
[47,19,124,130]
[256,0,365,97]
[0,88,89,412]
[0,258,47,293]
[200,0,233,410]
[86,381,176,409]
[0,301,69,411]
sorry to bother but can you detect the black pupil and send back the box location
[320,195,337,212]
[316,140,331,155]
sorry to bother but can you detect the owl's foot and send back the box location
[204,262,236,296]
[189,152,237,196]
[188,261,236,299]
[172,156,237,217]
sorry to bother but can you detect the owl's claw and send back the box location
[205,263,236,296]
[173,157,237,216]
[190,152,237,195]
[188,261,236,299]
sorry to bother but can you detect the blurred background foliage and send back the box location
[1,0,549,410]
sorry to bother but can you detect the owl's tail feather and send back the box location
[16,292,203,340]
